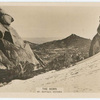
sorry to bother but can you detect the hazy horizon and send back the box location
[23,33,91,44]
[1,2,100,40]
[23,37,63,44]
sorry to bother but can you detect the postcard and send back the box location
[0,2,100,98]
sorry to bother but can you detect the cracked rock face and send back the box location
[0,8,42,83]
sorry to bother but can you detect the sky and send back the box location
[1,2,100,40]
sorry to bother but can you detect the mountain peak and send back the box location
[71,34,76,36]
[69,34,79,38]
[63,34,80,41]
[66,34,88,40]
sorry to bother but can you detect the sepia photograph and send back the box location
[0,2,100,98]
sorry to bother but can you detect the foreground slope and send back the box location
[0,52,100,92]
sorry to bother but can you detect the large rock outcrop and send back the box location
[0,8,43,82]
[89,24,100,56]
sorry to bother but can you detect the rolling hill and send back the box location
[34,34,91,50]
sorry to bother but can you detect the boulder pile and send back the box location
[0,8,43,83]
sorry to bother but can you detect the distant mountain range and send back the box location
[23,37,61,44]
[34,34,91,50]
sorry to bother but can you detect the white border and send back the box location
[0,0,100,2]
[0,0,99,100]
